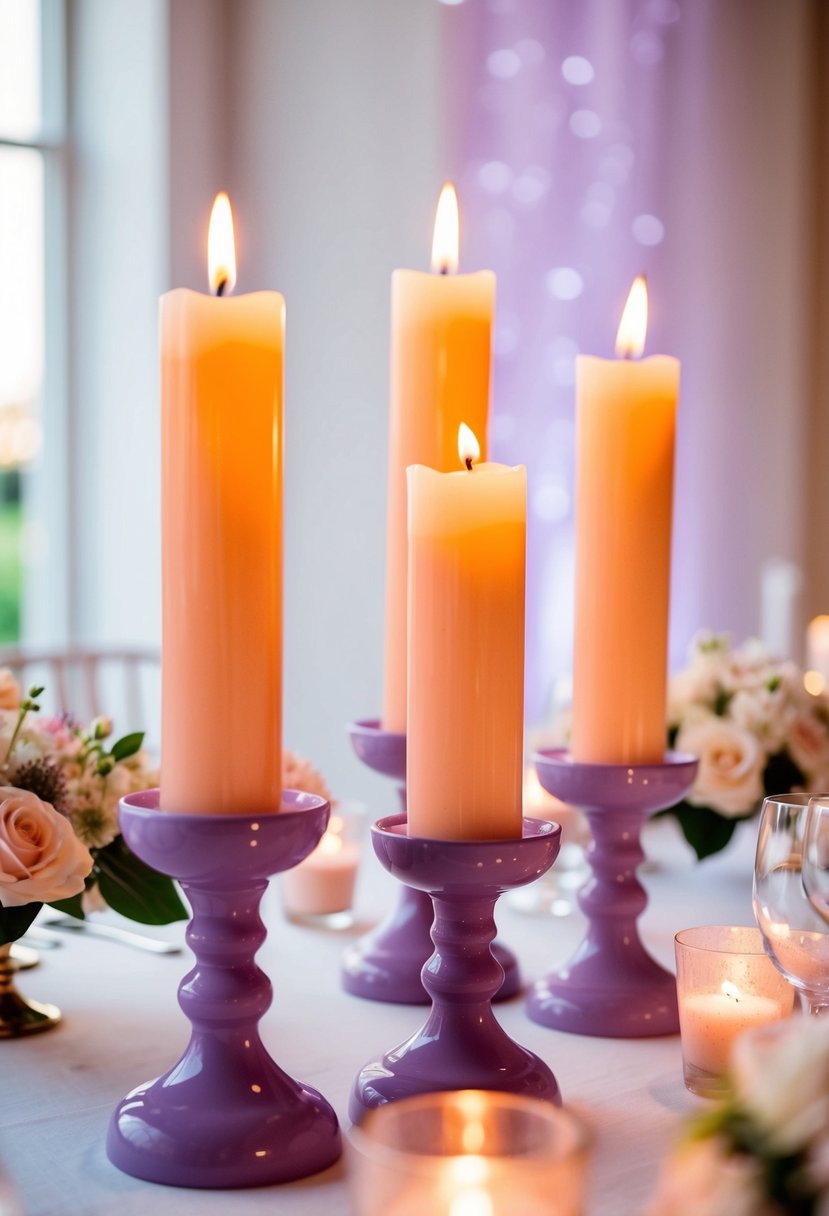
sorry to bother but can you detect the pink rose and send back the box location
[0,669,21,711]
[0,787,92,908]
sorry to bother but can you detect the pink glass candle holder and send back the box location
[106,789,342,1189]
[528,749,698,1038]
[343,719,520,1003]
[348,1090,590,1216]
[349,814,562,1122]
[675,925,795,1098]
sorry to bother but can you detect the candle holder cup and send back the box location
[343,719,520,1003]
[527,749,698,1038]
[106,789,342,1189]
[349,814,562,1122]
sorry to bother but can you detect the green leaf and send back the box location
[0,901,43,945]
[95,837,187,925]
[49,891,85,920]
[110,732,145,763]
[657,800,743,861]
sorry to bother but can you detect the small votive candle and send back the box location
[281,803,363,928]
[347,1090,589,1216]
[675,925,794,1098]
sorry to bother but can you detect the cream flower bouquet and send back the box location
[0,674,185,945]
[648,1017,829,1216]
[663,634,829,859]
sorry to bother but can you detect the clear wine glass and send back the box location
[753,792,829,1016]
[803,796,829,925]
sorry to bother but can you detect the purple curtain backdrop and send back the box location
[445,0,687,725]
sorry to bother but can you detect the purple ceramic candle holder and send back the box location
[527,749,698,1039]
[106,789,342,1189]
[349,814,562,1123]
[344,719,520,1003]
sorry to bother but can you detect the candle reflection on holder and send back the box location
[281,803,364,929]
[675,925,794,1098]
[347,1090,590,1216]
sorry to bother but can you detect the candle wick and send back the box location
[439,266,449,276]
[465,456,473,471]
[215,277,227,298]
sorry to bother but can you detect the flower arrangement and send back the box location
[664,634,829,859]
[0,674,185,946]
[647,1016,829,1216]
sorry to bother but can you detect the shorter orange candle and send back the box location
[406,425,525,840]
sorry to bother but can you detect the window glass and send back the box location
[0,0,41,141]
[0,146,44,641]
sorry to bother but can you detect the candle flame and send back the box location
[721,980,741,1002]
[449,1191,493,1216]
[615,274,648,358]
[208,192,237,295]
[319,831,344,857]
[431,182,460,274]
[458,422,480,470]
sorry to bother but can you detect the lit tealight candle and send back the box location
[678,980,785,1077]
[675,926,794,1096]
[281,811,361,923]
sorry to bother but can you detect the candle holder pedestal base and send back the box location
[527,750,698,1039]
[344,719,520,1003]
[349,815,562,1122]
[106,790,342,1189]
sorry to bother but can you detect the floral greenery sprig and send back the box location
[0,676,186,945]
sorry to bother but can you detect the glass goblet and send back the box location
[754,793,829,1016]
[803,796,829,924]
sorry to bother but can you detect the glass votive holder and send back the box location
[280,800,365,929]
[347,1089,590,1216]
[675,925,795,1098]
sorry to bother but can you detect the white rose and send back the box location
[729,688,792,755]
[676,717,765,816]
[0,787,92,907]
[732,1017,829,1154]
[645,1137,770,1216]
[668,665,722,726]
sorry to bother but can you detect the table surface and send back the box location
[0,818,758,1216]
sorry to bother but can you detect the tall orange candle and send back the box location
[160,194,284,815]
[571,277,680,764]
[382,184,495,733]
[407,425,525,839]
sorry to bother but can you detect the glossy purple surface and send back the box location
[349,815,562,1121]
[527,749,698,1039]
[106,790,342,1189]
[344,719,521,1003]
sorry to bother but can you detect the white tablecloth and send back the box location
[0,820,758,1216]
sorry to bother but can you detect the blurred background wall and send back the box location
[1,0,827,804]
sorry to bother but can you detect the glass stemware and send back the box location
[753,793,829,1016]
[803,796,829,925]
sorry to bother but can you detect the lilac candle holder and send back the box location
[343,719,520,1003]
[349,813,562,1122]
[106,789,342,1189]
[527,749,698,1038]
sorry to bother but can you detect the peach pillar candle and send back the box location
[571,277,680,764]
[406,426,525,839]
[160,194,284,815]
[382,184,495,733]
